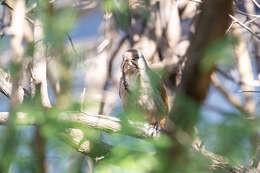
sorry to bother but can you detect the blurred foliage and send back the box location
[43,8,77,49]
[201,36,238,71]
[0,0,259,173]
[171,95,200,133]
[96,134,171,173]
[198,112,260,167]
[102,0,131,30]
[101,0,149,30]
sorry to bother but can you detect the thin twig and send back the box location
[215,68,242,85]
[229,14,260,40]
[189,0,202,4]
[216,68,260,87]
[245,16,260,25]
[251,0,260,8]
[226,21,235,34]
[234,9,260,18]
[239,90,260,93]
[98,35,128,114]
[67,33,77,54]
[211,73,253,115]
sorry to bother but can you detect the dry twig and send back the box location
[229,14,260,40]
[211,73,253,115]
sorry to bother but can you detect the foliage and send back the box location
[0,0,259,173]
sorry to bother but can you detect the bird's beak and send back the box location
[123,56,133,65]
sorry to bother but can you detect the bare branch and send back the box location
[211,73,253,115]
[0,111,152,138]
[229,14,260,40]
[234,9,260,18]
[216,68,260,87]
[233,23,256,117]
[31,20,51,108]
[0,111,258,172]
[251,0,260,8]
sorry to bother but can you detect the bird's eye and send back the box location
[133,56,139,61]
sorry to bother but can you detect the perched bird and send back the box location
[119,49,168,130]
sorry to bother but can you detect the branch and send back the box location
[31,20,51,108]
[0,111,152,138]
[0,111,151,158]
[0,65,258,171]
[211,73,253,115]
[251,0,260,8]
[233,22,256,117]
[229,14,260,40]
[216,68,260,87]
[0,111,258,172]
[195,145,253,173]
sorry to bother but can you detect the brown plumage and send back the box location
[119,49,168,129]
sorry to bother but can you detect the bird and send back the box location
[119,49,168,132]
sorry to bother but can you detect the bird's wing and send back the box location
[148,69,169,113]
[158,81,169,112]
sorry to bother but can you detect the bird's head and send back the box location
[121,49,148,76]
